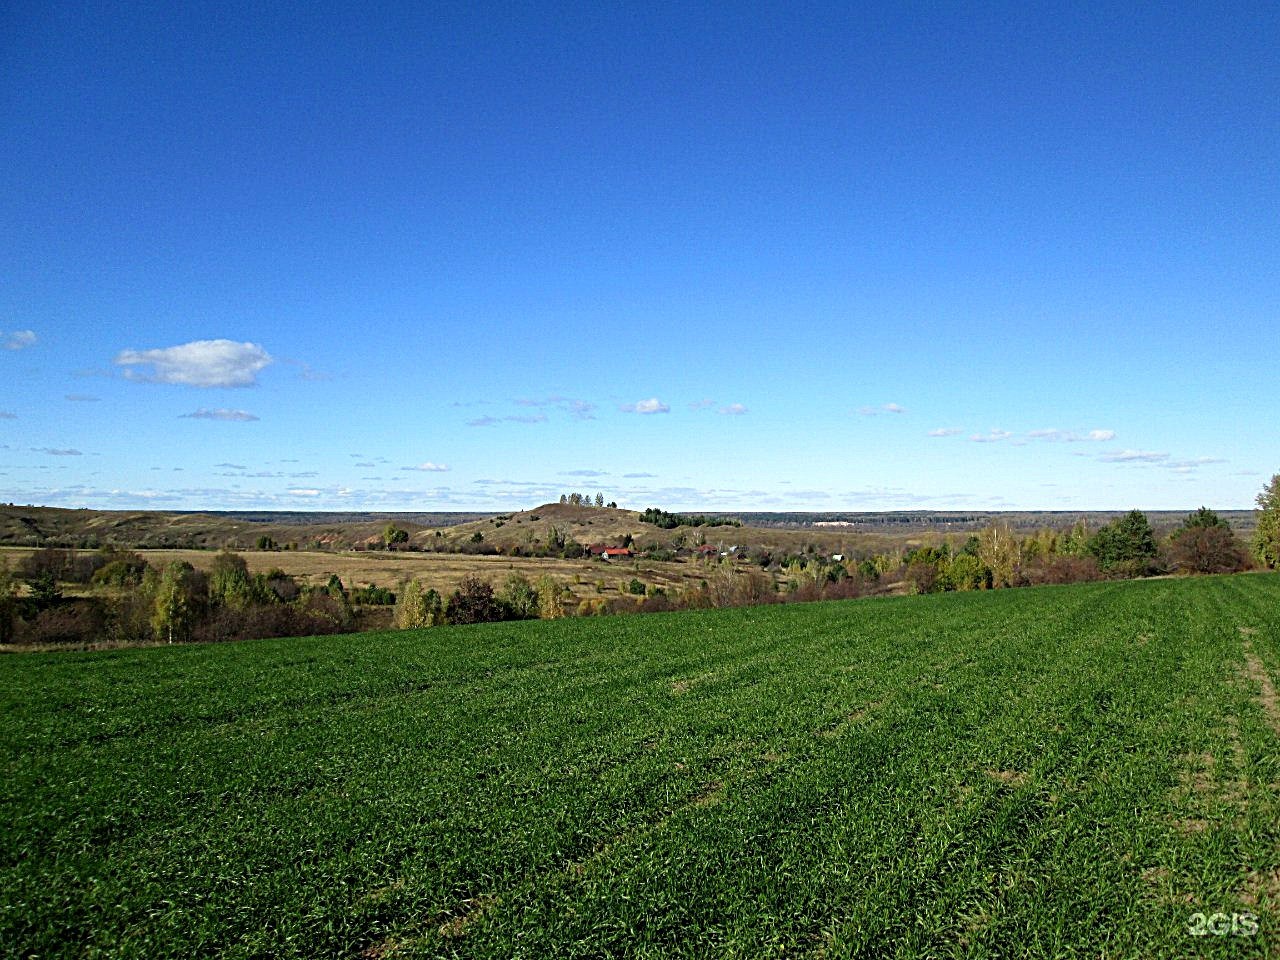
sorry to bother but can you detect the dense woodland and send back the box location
[2,475,1278,649]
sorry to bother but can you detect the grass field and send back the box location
[2,575,1278,957]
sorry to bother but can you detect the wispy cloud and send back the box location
[1027,428,1116,443]
[621,397,670,415]
[115,339,273,387]
[180,408,260,422]
[623,472,657,478]
[467,413,548,426]
[400,462,450,472]
[1099,449,1169,463]
[286,359,332,382]
[0,411,16,420]
[34,447,82,456]
[2,330,36,351]
[514,396,596,419]
[65,394,100,402]
[561,469,609,477]
[928,428,962,438]
[859,403,906,416]
[970,429,1013,443]
[215,462,247,470]
[1164,457,1226,473]
[718,403,748,416]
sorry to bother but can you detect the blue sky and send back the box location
[1,1,1276,512]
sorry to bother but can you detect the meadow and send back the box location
[2,575,1277,958]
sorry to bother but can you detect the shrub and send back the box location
[18,600,107,645]
[1169,526,1249,574]
[351,584,396,605]
[499,573,539,620]
[446,576,506,625]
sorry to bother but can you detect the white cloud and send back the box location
[401,462,450,472]
[928,428,962,438]
[622,398,670,414]
[970,429,1013,443]
[115,339,273,387]
[2,330,36,351]
[1086,429,1116,442]
[287,488,321,497]
[180,408,260,422]
[1099,449,1169,463]
[882,402,906,414]
[718,403,748,416]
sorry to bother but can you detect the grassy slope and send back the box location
[1,576,1278,958]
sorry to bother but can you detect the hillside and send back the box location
[0,505,488,551]
[0,502,1258,558]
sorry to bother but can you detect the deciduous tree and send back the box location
[1255,474,1280,568]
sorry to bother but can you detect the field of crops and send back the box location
[2,574,1278,957]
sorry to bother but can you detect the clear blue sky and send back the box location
[2,1,1276,512]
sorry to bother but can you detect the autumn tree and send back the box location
[151,561,204,644]
[394,580,444,628]
[977,524,1019,587]
[1255,474,1280,569]
[536,576,567,619]
[0,558,16,644]
[499,572,539,619]
[208,550,257,609]
[1169,508,1247,574]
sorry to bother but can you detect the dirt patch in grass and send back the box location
[1240,867,1280,909]
[670,673,715,696]
[1240,638,1280,735]
[359,938,400,959]
[816,702,879,739]
[438,895,496,939]
[690,780,725,808]
[358,878,405,906]
[984,769,1028,787]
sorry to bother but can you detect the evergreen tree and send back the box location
[1088,510,1157,571]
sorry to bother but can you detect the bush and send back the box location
[92,552,149,588]
[1169,526,1249,574]
[499,573,539,620]
[351,584,396,605]
[1018,554,1104,585]
[18,599,107,645]
[446,576,506,625]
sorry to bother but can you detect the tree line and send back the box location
[4,475,1278,647]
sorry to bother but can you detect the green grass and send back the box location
[2,575,1278,958]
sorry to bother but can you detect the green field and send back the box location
[3,576,1278,958]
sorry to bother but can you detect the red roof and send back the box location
[601,547,633,556]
